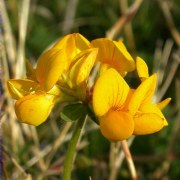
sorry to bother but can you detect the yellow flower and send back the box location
[93,68,134,141]
[36,33,91,91]
[91,38,135,76]
[7,78,67,126]
[93,68,170,141]
[126,57,171,135]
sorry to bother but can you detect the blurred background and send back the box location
[1,0,180,179]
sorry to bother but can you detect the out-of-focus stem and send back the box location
[121,140,137,180]
[106,0,143,39]
[62,0,79,34]
[16,0,30,78]
[157,0,180,47]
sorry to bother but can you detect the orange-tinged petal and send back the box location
[128,74,157,115]
[7,79,41,100]
[139,102,168,126]
[133,113,165,135]
[93,68,129,117]
[15,94,54,126]
[69,48,98,86]
[91,38,135,76]
[136,57,149,80]
[100,110,134,141]
[36,48,66,91]
[99,63,110,75]
[157,98,171,110]
[121,89,135,110]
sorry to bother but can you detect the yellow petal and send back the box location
[93,68,129,117]
[6,79,41,100]
[133,113,165,135]
[69,48,98,86]
[128,74,157,115]
[157,98,171,110]
[53,33,91,67]
[91,38,135,76]
[15,94,54,126]
[36,48,66,91]
[139,102,168,126]
[136,57,149,80]
[100,110,134,141]
[53,33,90,52]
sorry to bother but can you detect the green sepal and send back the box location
[60,103,87,122]
[87,106,99,125]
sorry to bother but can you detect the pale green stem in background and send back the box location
[62,116,86,180]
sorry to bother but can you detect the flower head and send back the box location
[7,33,171,137]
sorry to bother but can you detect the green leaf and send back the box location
[60,103,87,122]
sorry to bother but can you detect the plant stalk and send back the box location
[62,116,86,180]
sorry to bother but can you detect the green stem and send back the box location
[62,116,86,180]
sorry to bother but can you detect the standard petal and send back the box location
[15,94,54,126]
[128,74,157,115]
[136,57,149,80]
[53,33,90,52]
[36,48,67,91]
[157,98,171,110]
[53,33,91,66]
[7,79,40,100]
[91,38,135,76]
[133,113,165,135]
[93,68,129,117]
[69,48,98,86]
[100,110,134,141]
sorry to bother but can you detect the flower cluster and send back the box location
[7,33,171,141]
